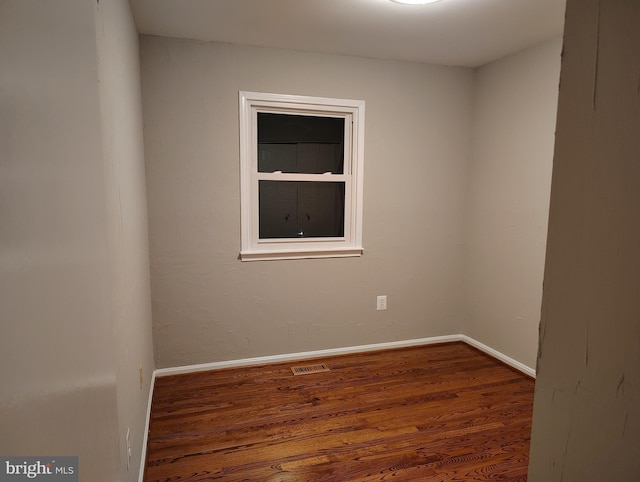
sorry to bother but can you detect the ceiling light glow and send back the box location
[390,0,443,4]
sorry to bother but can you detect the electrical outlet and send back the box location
[376,295,387,311]
[126,427,131,470]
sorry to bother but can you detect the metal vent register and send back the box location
[290,364,331,375]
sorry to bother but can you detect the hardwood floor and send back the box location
[144,342,534,481]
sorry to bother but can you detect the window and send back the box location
[239,92,365,261]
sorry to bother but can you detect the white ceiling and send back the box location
[129,0,566,68]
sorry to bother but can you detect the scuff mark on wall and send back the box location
[560,430,571,481]
[537,304,548,370]
[592,0,601,111]
[559,45,565,91]
[584,324,589,366]
[559,383,580,481]
[616,373,625,397]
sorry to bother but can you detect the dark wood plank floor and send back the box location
[144,342,534,481]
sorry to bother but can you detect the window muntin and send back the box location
[239,92,364,261]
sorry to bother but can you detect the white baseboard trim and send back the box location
[460,335,536,378]
[153,334,461,377]
[153,334,535,379]
[138,371,156,482]
[139,334,535,480]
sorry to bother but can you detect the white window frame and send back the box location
[239,91,365,261]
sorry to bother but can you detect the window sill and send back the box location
[240,247,363,262]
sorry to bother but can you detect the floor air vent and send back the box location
[291,364,330,376]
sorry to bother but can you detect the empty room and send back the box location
[2,0,640,481]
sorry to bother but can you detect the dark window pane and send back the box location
[259,181,345,239]
[257,113,344,174]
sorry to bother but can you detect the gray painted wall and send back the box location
[464,38,561,369]
[529,1,640,480]
[140,37,474,368]
[0,1,153,479]
[96,0,155,479]
[141,36,561,371]
[0,1,120,478]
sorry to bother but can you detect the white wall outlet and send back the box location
[377,295,387,311]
